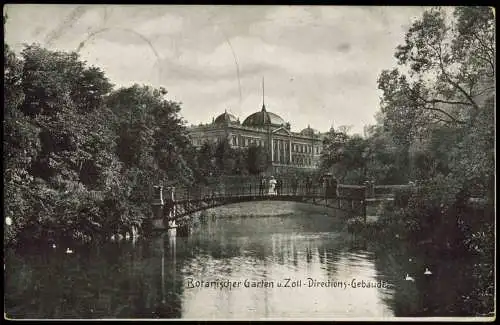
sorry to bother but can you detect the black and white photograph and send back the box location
[3,5,495,320]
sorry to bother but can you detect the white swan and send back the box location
[424,268,432,275]
[405,274,415,282]
[65,248,73,254]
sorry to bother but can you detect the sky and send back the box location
[4,5,430,135]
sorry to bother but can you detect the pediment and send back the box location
[272,127,291,136]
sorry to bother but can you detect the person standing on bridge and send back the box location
[322,176,328,198]
[259,176,266,196]
[330,178,338,199]
[305,176,312,195]
[291,176,298,195]
[276,178,283,196]
[268,176,277,195]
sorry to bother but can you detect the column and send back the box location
[277,140,280,163]
[271,137,274,162]
[308,145,312,167]
[276,140,279,163]
[279,140,283,164]
[282,140,285,164]
[277,140,279,164]
[275,139,278,163]
[289,139,292,165]
[311,140,314,166]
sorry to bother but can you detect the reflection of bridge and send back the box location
[145,180,409,232]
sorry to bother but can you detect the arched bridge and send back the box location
[170,193,362,220]
[145,177,408,232]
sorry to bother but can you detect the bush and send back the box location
[393,187,413,208]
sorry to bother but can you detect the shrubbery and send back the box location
[3,42,199,246]
[366,7,494,315]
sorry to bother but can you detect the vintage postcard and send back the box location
[3,4,495,321]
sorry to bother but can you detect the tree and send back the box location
[320,127,359,182]
[363,124,406,184]
[376,7,495,315]
[246,144,268,175]
[214,137,236,174]
[3,44,41,244]
[4,43,125,243]
[378,7,494,181]
[232,147,248,175]
[3,41,204,244]
[379,7,494,132]
[196,141,217,179]
[105,84,196,226]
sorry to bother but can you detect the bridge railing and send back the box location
[172,181,349,202]
[167,176,413,202]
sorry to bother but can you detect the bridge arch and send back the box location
[173,198,354,222]
[146,180,405,233]
[168,194,364,222]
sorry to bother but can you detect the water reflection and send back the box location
[5,202,477,319]
[153,230,181,318]
[178,212,393,319]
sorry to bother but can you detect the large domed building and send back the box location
[187,84,327,173]
[213,110,238,126]
[242,105,286,128]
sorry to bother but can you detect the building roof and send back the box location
[242,105,286,128]
[213,110,239,126]
[299,125,318,136]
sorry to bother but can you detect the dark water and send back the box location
[5,202,474,319]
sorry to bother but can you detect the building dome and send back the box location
[213,110,239,126]
[300,125,317,136]
[242,105,286,128]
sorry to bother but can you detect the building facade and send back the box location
[187,102,327,174]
